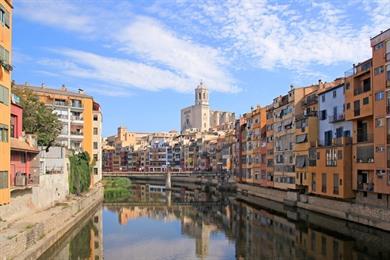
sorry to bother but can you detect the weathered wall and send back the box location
[238,183,390,231]
[0,186,103,260]
[32,172,69,209]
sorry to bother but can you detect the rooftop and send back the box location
[14,83,93,99]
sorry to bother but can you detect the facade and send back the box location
[314,81,354,198]
[181,82,235,133]
[0,0,12,204]
[14,84,96,156]
[92,102,103,184]
[10,95,39,188]
[294,88,319,191]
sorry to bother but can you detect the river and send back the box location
[39,183,390,260]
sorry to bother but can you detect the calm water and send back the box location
[40,185,390,260]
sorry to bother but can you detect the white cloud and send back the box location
[16,0,95,33]
[154,0,390,78]
[116,16,238,93]
[41,49,207,93]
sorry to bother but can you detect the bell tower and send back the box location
[195,81,209,105]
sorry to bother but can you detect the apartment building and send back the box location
[294,86,319,191]
[0,0,12,205]
[265,105,274,187]
[14,84,96,155]
[273,86,317,190]
[313,80,354,199]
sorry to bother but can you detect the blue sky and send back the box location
[12,0,390,136]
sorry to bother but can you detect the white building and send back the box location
[181,82,235,133]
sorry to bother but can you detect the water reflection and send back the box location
[42,184,390,260]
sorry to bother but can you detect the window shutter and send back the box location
[4,11,9,28]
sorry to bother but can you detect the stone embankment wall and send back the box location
[237,183,390,232]
[0,186,103,260]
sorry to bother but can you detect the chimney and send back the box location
[41,83,45,88]
[61,84,67,91]
[78,88,84,94]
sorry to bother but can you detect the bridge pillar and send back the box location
[165,172,172,190]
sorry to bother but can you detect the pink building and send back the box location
[10,96,39,187]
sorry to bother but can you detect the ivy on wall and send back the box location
[69,152,91,195]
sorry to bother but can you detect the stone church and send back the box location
[181,82,235,133]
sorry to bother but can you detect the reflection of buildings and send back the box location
[181,216,218,259]
[91,207,104,260]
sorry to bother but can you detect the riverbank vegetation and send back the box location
[103,177,132,202]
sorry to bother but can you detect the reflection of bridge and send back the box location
[103,171,220,178]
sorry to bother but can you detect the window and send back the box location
[93,142,98,149]
[336,127,343,138]
[320,110,327,120]
[376,118,384,128]
[363,97,369,105]
[322,95,325,102]
[0,85,9,105]
[93,154,98,161]
[322,173,327,193]
[93,115,98,121]
[93,127,98,135]
[374,42,384,50]
[312,173,316,192]
[0,124,8,142]
[337,150,342,160]
[375,91,384,101]
[345,82,350,89]
[321,236,327,256]
[376,146,385,152]
[0,171,8,189]
[0,6,10,28]
[374,66,384,75]
[333,174,339,195]
[333,90,336,98]
[346,103,350,110]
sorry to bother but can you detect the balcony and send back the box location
[357,182,374,192]
[356,145,374,163]
[353,84,371,96]
[357,132,373,143]
[303,95,318,106]
[354,109,360,117]
[329,113,345,123]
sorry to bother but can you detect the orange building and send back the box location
[313,80,354,199]
[265,104,274,187]
[0,0,12,205]
[294,86,319,191]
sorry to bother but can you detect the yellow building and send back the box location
[0,0,12,205]
[13,84,96,164]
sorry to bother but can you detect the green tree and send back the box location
[12,86,62,151]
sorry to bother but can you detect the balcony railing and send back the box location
[354,84,371,96]
[71,116,83,121]
[354,109,360,117]
[357,182,374,192]
[356,146,374,163]
[329,113,345,123]
[70,131,83,136]
[357,133,373,143]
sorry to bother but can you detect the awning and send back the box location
[296,134,307,143]
[295,155,307,168]
[11,138,39,153]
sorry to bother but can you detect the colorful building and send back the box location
[13,84,95,156]
[313,80,354,198]
[10,95,39,188]
[0,0,12,205]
